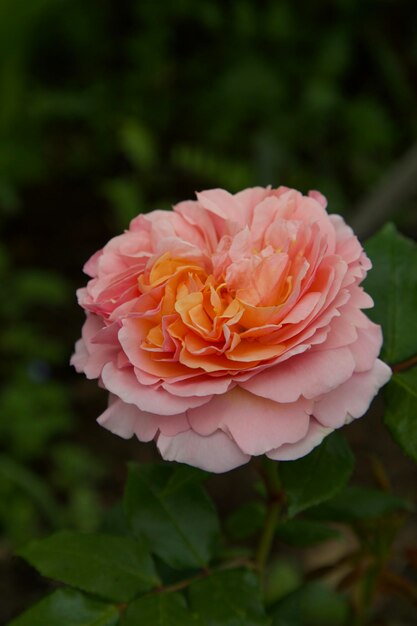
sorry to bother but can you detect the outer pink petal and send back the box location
[240,347,356,403]
[98,396,189,442]
[70,338,89,373]
[267,418,332,461]
[71,314,118,379]
[98,397,158,441]
[101,362,212,415]
[187,387,311,456]
[157,429,250,473]
[196,188,245,223]
[233,186,271,225]
[349,324,383,372]
[313,359,391,428]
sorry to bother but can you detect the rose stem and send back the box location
[255,458,282,573]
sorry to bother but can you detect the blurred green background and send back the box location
[1,0,417,622]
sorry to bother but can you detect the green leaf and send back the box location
[264,560,302,607]
[120,120,156,170]
[225,501,267,540]
[8,588,119,626]
[122,593,198,626]
[276,520,339,546]
[364,223,417,364]
[18,531,159,603]
[0,453,62,526]
[280,432,354,517]
[188,569,270,626]
[103,177,143,228]
[124,463,220,570]
[270,582,349,626]
[384,368,417,462]
[307,485,412,522]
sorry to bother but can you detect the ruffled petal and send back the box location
[267,418,332,461]
[157,429,250,473]
[313,359,392,428]
[187,387,312,456]
[240,347,356,403]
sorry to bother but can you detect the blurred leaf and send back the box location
[225,501,267,540]
[307,485,412,522]
[18,531,159,603]
[8,588,119,626]
[172,144,253,191]
[0,453,62,526]
[103,177,144,228]
[65,487,101,533]
[0,382,71,459]
[120,120,156,170]
[276,520,339,547]
[281,432,354,517]
[122,593,198,626]
[0,178,19,213]
[188,569,269,626]
[384,368,417,463]
[14,270,68,305]
[100,503,130,537]
[364,223,417,364]
[51,443,103,486]
[264,560,301,607]
[124,463,220,570]
[270,581,349,626]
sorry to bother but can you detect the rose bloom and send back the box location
[72,187,391,472]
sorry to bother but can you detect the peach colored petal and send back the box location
[187,387,312,455]
[72,185,390,472]
[240,346,356,402]
[101,362,211,415]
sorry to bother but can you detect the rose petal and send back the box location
[101,362,212,415]
[313,359,392,428]
[349,323,383,372]
[157,429,250,473]
[267,418,332,460]
[187,387,312,455]
[240,346,356,402]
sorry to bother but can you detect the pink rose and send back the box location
[72,187,391,473]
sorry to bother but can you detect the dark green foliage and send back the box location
[364,224,417,364]
[384,368,417,463]
[270,582,350,626]
[275,520,340,547]
[124,463,220,569]
[225,501,267,540]
[18,531,159,602]
[188,569,270,626]
[308,485,412,522]
[365,224,417,464]
[8,589,119,626]
[280,433,355,517]
[122,593,198,626]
